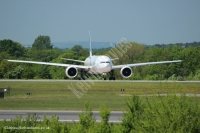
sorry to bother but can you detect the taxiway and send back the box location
[0,110,123,123]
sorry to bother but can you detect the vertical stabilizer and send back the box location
[89,31,92,57]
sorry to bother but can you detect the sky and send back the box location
[0,0,200,46]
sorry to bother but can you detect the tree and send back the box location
[71,45,89,58]
[27,48,61,62]
[71,45,83,53]
[112,42,146,66]
[112,42,146,79]
[180,46,200,76]
[0,52,16,78]
[32,35,53,50]
[35,65,51,79]
[22,65,35,79]
[0,39,26,57]
[4,66,24,79]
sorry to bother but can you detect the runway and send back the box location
[1,79,200,82]
[0,110,123,123]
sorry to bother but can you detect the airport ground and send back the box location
[0,80,200,110]
[0,80,200,131]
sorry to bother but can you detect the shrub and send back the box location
[177,76,184,81]
[193,69,200,80]
[121,95,145,133]
[168,74,176,80]
[99,104,111,133]
[145,74,164,80]
[121,94,200,133]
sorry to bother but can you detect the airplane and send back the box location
[7,32,182,80]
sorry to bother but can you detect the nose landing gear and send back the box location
[102,70,116,80]
[102,72,107,80]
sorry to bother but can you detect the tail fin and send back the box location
[89,31,92,57]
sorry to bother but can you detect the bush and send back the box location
[177,76,184,81]
[121,95,144,133]
[99,104,111,133]
[145,74,164,80]
[129,73,143,80]
[186,72,194,80]
[185,69,200,80]
[168,74,176,80]
[193,69,200,80]
[121,94,200,133]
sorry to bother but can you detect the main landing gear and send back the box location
[78,70,86,80]
[78,70,115,81]
[109,70,115,80]
[102,70,116,80]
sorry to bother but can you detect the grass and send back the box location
[0,80,200,110]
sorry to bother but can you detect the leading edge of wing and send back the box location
[7,60,90,70]
[112,60,182,69]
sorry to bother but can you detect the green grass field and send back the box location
[0,81,200,110]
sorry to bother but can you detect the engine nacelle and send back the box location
[120,66,132,78]
[65,67,78,78]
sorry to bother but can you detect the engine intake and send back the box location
[120,66,132,78]
[66,67,78,78]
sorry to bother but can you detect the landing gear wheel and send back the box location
[109,77,116,80]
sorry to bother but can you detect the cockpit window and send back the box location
[100,61,110,63]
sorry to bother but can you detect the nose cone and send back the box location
[99,63,112,72]
[104,64,112,72]
[97,56,112,73]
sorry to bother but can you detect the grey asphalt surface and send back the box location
[1,79,200,82]
[0,110,123,123]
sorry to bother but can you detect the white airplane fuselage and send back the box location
[84,55,112,74]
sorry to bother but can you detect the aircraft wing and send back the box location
[112,60,182,69]
[7,60,90,70]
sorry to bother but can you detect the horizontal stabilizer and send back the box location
[111,58,119,61]
[60,58,85,63]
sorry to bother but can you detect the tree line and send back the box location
[0,35,200,80]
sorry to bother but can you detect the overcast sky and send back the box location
[0,0,200,45]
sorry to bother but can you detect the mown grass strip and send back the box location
[0,81,200,110]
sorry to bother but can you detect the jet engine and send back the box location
[66,67,78,78]
[120,66,132,78]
